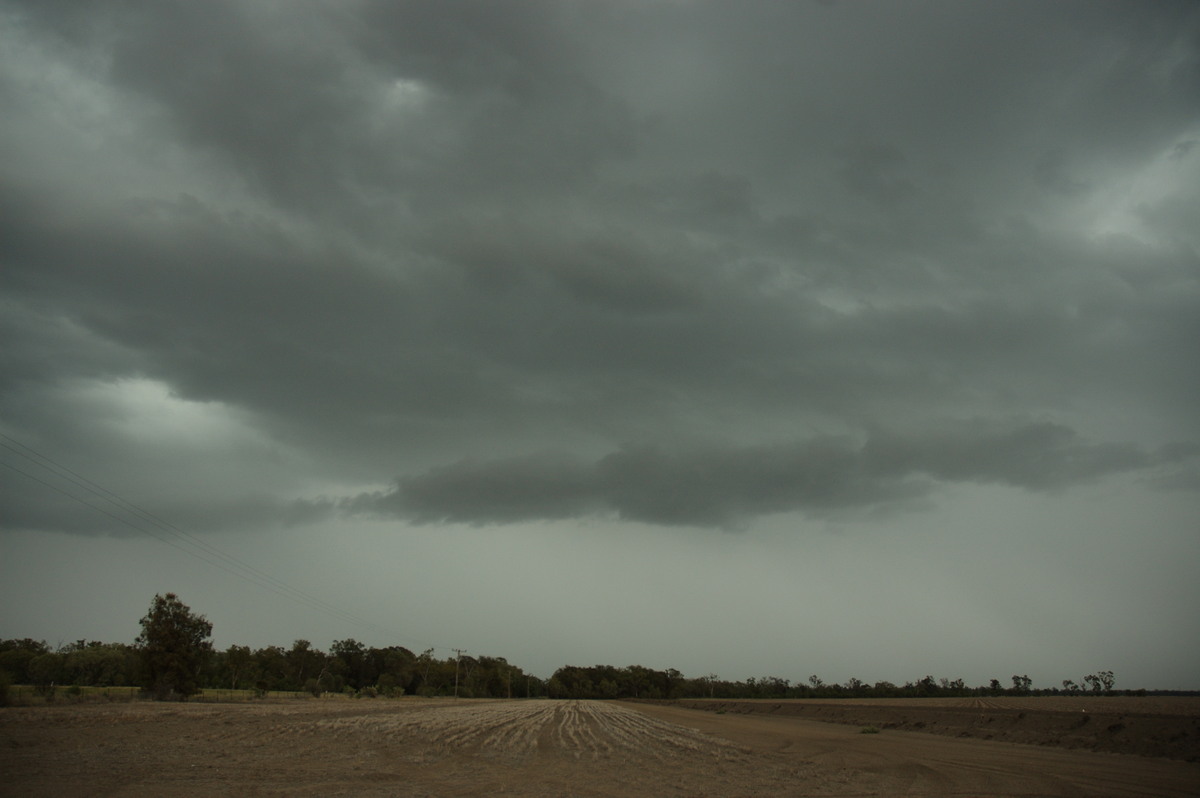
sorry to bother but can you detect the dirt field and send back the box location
[2,697,1198,797]
[645,695,1200,761]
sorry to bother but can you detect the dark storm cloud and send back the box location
[0,476,311,538]
[837,145,916,207]
[2,0,1198,537]
[89,0,635,214]
[342,423,1195,529]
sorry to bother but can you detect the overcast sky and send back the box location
[2,0,1198,689]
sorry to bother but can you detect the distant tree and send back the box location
[1083,670,1115,694]
[664,668,684,699]
[369,646,415,695]
[222,645,254,691]
[63,642,136,687]
[1010,674,1032,695]
[623,665,655,698]
[1062,679,1079,694]
[287,640,327,691]
[330,639,367,684]
[252,645,288,691]
[136,593,213,700]
[944,678,966,695]
[0,639,51,684]
[915,675,938,696]
[28,652,65,696]
[747,675,788,698]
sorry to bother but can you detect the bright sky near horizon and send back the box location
[2,0,1198,689]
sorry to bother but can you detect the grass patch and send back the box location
[1,685,335,705]
[859,726,881,734]
[2,685,141,705]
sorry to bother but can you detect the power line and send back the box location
[0,459,238,568]
[0,431,413,646]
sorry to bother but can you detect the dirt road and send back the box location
[2,698,1197,796]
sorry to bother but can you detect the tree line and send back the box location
[0,593,1148,702]
[1,595,546,701]
[544,667,1135,700]
[0,636,547,700]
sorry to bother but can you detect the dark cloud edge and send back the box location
[332,423,1200,530]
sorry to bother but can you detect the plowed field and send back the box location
[647,695,1200,760]
[2,697,1198,796]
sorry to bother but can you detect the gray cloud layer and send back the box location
[2,0,1198,535]
[342,423,1193,529]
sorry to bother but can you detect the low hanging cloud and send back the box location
[342,423,1195,529]
[2,0,1198,544]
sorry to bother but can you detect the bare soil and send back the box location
[642,695,1200,761]
[2,697,1198,796]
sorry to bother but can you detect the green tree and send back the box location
[28,652,65,696]
[370,646,415,694]
[0,639,51,684]
[63,642,136,687]
[330,639,371,691]
[136,593,213,700]
[286,640,327,691]
[221,644,255,690]
[252,645,288,691]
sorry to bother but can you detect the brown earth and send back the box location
[1,697,1197,797]
[639,695,1200,761]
